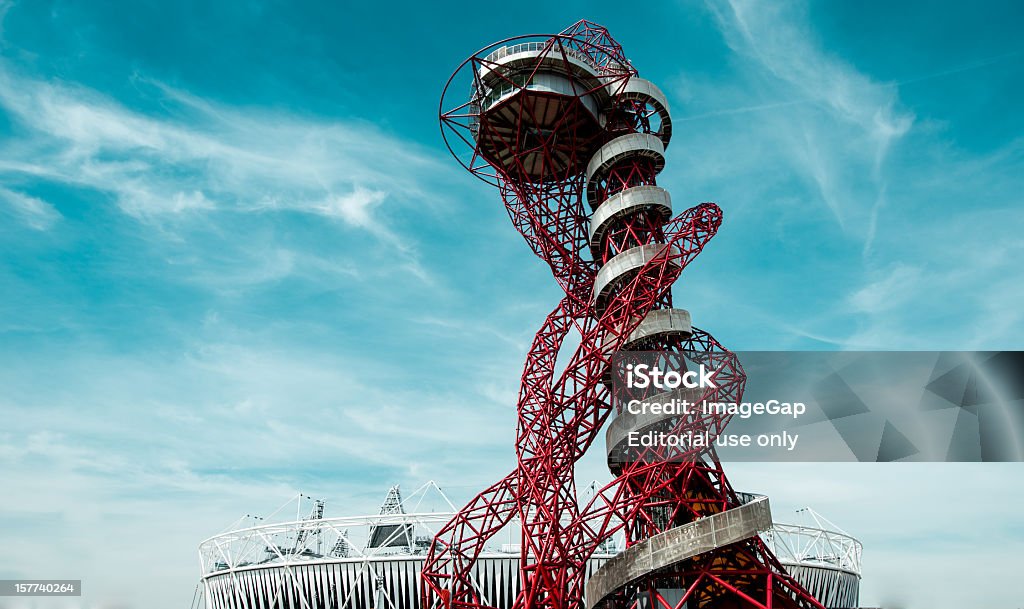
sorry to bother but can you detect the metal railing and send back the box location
[481,42,599,71]
[585,496,773,609]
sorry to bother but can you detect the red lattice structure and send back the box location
[424,20,827,609]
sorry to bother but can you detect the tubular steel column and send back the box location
[425,20,826,609]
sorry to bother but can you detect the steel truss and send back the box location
[427,20,827,609]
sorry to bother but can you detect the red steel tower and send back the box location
[424,20,827,609]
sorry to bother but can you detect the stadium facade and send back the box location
[197,484,862,609]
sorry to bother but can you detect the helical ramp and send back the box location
[426,20,827,609]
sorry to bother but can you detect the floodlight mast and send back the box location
[426,20,826,609]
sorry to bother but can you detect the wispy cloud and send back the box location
[0,68,454,282]
[0,186,61,229]
[704,0,913,241]
[662,1,1024,351]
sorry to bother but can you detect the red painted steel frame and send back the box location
[425,20,826,609]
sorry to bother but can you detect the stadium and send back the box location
[195,483,862,609]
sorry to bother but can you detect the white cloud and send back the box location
[315,188,387,228]
[665,1,1024,351]
[0,67,455,283]
[116,184,215,217]
[847,264,921,314]
[0,186,61,230]
[704,0,913,242]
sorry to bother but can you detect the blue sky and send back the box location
[0,1,1022,607]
